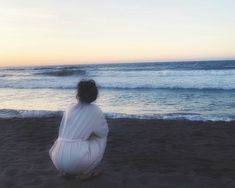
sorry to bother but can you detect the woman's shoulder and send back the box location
[85,103,103,114]
[87,103,100,110]
[64,103,78,113]
[65,102,103,115]
[68,102,78,109]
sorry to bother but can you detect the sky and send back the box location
[0,0,235,67]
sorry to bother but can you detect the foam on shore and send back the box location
[0,109,234,122]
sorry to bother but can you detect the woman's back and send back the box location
[59,103,107,140]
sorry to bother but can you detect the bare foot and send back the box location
[61,172,76,179]
[79,169,103,181]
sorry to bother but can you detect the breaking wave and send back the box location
[0,109,234,122]
[34,68,86,77]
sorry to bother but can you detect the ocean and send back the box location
[0,60,235,121]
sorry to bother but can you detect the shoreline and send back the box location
[1,116,235,124]
[0,117,234,187]
[1,109,235,122]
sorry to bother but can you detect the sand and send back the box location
[0,117,234,188]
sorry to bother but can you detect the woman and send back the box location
[49,79,109,179]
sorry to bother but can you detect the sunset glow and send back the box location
[0,0,235,67]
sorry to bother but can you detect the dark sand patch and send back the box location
[0,118,234,188]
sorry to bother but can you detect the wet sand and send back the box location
[0,117,235,188]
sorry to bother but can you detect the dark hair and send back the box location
[76,79,98,103]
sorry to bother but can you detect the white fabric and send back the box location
[49,102,109,174]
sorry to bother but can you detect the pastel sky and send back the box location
[0,0,235,66]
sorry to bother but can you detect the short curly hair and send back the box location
[76,79,98,103]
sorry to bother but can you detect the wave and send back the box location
[99,86,235,91]
[0,74,11,77]
[2,60,235,73]
[0,84,235,91]
[0,109,62,119]
[107,112,235,121]
[93,60,235,71]
[0,62,235,90]
[0,109,234,121]
[34,68,86,77]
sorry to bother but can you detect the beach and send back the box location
[1,0,235,187]
[0,117,234,188]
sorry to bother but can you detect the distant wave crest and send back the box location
[0,84,235,91]
[99,86,235,91]
[34,68,86,77]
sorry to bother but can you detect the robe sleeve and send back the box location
[93,109,109,138]
[58,103,73,136]
[58,111,66,136]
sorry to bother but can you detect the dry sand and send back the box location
[0,117,235,188]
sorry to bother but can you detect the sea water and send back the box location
[0,60,235,121]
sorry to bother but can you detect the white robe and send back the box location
[49,102,109,174]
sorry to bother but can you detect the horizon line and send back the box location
[1,58,235,69]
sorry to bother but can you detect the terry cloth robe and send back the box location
[49,102,109,174]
